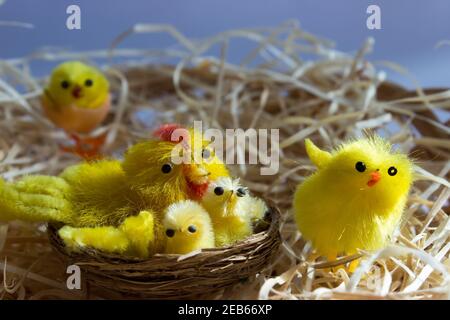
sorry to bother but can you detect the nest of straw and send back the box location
[0,22,449,300]
[46,205,281,299]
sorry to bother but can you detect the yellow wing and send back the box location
[58,210,163,259]
[58,225,130,254]
[305,139,331,169]
[0,176,73,224]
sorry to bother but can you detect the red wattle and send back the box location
[186,179,209,200]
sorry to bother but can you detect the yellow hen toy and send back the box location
[42,61,110,159]
[0,124,229,228]
[294,136,413,272]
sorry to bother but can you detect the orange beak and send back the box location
[367,171,381,187]
[72,86,82,99]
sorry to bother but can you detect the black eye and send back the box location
[84,79,93,87]
[188,225,197,233]
[61,80,70,89]
[237,188,246,197]
[161,163,172,174]
[355,161,366,173]
[214,186,224,196]
[165,229,175,237]
[388,166,397,176]
[201,149,210,159]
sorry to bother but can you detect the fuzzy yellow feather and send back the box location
[59,160,135,227]
[294,136,414,271]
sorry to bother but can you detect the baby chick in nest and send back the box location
[293,137,414,272]
[201,177,268,247]
[163,200,215,254]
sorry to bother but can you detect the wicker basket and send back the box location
[48,203,282,299]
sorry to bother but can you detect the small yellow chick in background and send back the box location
[42,61,110,159]
[294,136,414,272]
[58,210,164,259]
[163,200,215,254]
[201,177,265,247]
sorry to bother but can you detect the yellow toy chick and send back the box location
[293,137,414,272]
[163,200,215,254]
[201,177,266,247]
[42,61,110,159]
[0,124,229,229]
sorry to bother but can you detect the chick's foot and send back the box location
[60,133,107,160]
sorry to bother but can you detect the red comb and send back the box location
[153,124,189,144]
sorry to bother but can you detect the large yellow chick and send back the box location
[294,137,414,271]
[0,124,230,228]
[122,124,229,208]
[42,61,110,158]
[163,200,215,254]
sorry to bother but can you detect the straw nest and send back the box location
[46,205,281,299]
[0,21,449,300]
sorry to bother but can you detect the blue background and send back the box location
[0,0,449,89]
